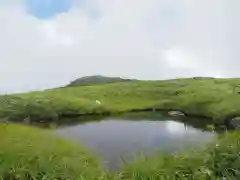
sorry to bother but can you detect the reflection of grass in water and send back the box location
[114,112,167,120]
[34,112,215,133]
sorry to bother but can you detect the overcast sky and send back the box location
[0,0,236,94]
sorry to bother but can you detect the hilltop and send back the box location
[68,75,133,87]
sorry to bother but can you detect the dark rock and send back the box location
[69,75,134,87]
[23,117,31,124]
[0,118,9,124]
[230,117,240,129]
[234,90,240,94]
[168,111,185,116]
[193,77,214,80]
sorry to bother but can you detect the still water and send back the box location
[54,113,217,170]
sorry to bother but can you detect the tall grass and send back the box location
[0,123,110,180]
[1,123,240,180]
[120,132,240,180]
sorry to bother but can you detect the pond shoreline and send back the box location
[57,108,225,128]
[3,106,236,131]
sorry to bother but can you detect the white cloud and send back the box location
[0,0,236,93]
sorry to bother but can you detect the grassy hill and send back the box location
[1,77,240,126]
[68,75,133,87]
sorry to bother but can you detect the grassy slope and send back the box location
[0,123,109,180]
[1,123,240,180]
[1,78,240,124]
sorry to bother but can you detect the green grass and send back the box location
[1,78,240,125]
[0,123,110,180]
[120,132,240,180]
[1,123,240,180]
[1,77,240,179]
[0,78,240,180]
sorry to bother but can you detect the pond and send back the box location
[54,112,217,170]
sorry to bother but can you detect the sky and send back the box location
[0,0,236,93]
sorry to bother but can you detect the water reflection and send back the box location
[53,113,217,170]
